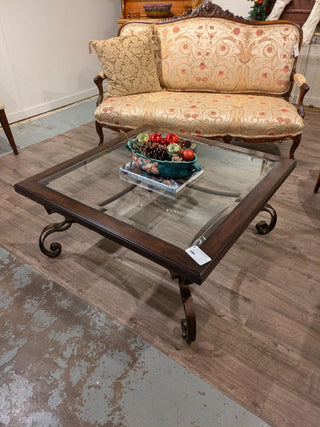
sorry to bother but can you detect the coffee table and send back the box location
[14,128,296,342]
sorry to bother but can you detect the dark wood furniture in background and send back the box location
[119,0,319,27]
[267,0,318,26]
[118,0,319,30]
[14,128,296,342]
[0,104,18,155]
[117,0,201,28]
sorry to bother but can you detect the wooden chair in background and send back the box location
[0,104,18,155]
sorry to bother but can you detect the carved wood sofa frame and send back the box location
[93,1,310,159]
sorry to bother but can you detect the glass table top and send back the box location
[42,134,276,250]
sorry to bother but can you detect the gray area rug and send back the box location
[0,246,266,426]
[0,99,96,157]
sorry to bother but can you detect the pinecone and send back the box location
[140,142,170,161]
[179,139,191,150]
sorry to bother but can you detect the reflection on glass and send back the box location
[44,138,275,250]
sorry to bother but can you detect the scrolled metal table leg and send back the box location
[179,279,196,343]
[39,220,72,257]
[255,203,277,235]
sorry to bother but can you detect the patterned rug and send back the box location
[0,247,265,426]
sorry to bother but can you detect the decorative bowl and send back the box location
[143,3,172,18]
[126,138,201,179]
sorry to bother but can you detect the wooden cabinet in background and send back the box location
[117,0,201,29]
[267,0,318,26]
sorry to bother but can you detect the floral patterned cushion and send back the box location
[121,18,300,95]
[157,18,300,94]
[120,23,163,83]
[120,22,153,36]
[95,91,303,138]
[89,30,161,97]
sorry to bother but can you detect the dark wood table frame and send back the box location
[14,130,296,342]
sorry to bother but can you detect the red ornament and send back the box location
[149,133,164,144]
[164,133,179,145]
[182,148,195,161]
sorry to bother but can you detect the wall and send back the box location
[0,0,121,123]
[1,0,251,124]
[213,0,251,17]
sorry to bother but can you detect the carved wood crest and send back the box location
[163,1,252,24]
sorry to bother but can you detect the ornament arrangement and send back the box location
[143,3,172,18]
[126,131,201,179]
[248,0,273,21]
[131,132,195,162]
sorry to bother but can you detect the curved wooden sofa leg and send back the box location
[289,134,301,160]
[222,134,233,144]
[95,121,104,145]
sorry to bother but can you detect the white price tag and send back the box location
[185,245,212,265]
[294,44,299,57]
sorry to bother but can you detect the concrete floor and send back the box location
[0,100,270,426]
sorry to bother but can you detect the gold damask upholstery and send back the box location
[155,18,300,94]
[95,91,303,138]
[120,18,300,96]
[294,73,307,87]
[120,23,153,36]
[89,30,161,97]
[94,2,309,158]
[120,23,163,84]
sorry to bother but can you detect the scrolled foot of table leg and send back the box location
[255,203,277,235]
[179,279,196,343]
[39,220,72,257]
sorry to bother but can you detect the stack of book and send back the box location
[119,161,203,198]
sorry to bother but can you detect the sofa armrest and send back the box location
[293,73,310,118]
[94,71,106,106]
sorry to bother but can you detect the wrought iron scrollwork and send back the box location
[39,220,72,257]
[255,203,277,235]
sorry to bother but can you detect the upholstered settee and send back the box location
[91,1,309,159]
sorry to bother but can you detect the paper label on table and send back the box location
[185,245,211,265]
[294,44,299,57]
